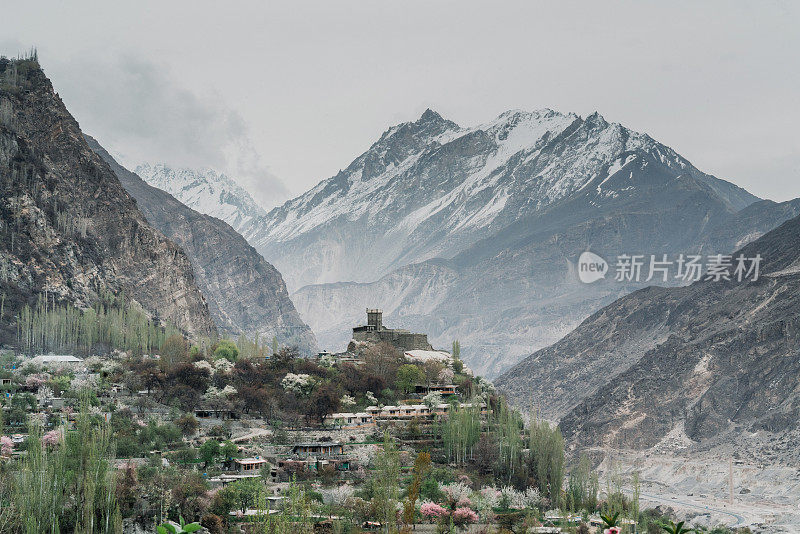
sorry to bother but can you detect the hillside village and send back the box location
[0,307,749,534]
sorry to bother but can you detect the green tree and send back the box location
[442,403,481,465]
[263,477,313,534]
[213,340,239,362]
[566,454,598,512]
[372,433,401,534]
[402,452,432,531]
[631,471,641,527]
[661,520,695,534]
[175,414,199,437]
[12,394,121,533]
[160,335,189,369]
[223,478,263,513]
[395,364,423,395]
[528,415,565,508]
[198,439,220,468]
[220,441,238,461]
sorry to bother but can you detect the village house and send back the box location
[323,412,375,429]
[414,384,458,396]
[291,441,343,457]
[366,402,488,421]
[276,455,351,475]
[234,457,268,473]
[194,407,239,419]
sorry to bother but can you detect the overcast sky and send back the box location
[2,1,799,207]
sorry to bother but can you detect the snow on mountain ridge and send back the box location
[247,107,758,291]
[263,109,694,242]
[258,108,583,243]
[135,163,267,233]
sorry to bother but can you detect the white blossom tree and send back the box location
[281,373,315,395]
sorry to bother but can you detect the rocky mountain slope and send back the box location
[0,57,216,341]
[135,163,266,233]
[497,212,800,451]
[87,138,317,354]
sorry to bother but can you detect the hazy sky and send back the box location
[3,1,799,207]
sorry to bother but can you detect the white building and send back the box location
[324,412,375,428]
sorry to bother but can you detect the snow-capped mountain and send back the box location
[135,163,267,233]
[247,108,800,377]
[249,109,756,291]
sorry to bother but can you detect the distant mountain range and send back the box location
[142,108,800,376]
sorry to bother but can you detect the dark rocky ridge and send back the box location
[86,136,317,353]
[498,212,800,450]
[0,57,217,341]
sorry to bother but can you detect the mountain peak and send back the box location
[584,111,609,128]
[418,108,444,124]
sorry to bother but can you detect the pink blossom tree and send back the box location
[0,436,13,457]
[42,429,62,447]
[420,502,449,522]
[452,507,479,529]
[25,373,49,389]
[456,496,473,508]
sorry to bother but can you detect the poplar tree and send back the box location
[372,433,400,534]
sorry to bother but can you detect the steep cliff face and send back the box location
[497,213,800,450]
[86,136,317,353]
[0,57,216,342]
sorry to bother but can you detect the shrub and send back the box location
[420,502,449,521]
[452,507,479,528]
[201,513,224,534]
[0,435,13,456]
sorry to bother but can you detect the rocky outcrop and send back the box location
[0,57,216,342]
[86,136,317,354]
[497,213,800,450]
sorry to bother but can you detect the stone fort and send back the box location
[351,309,433,351]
